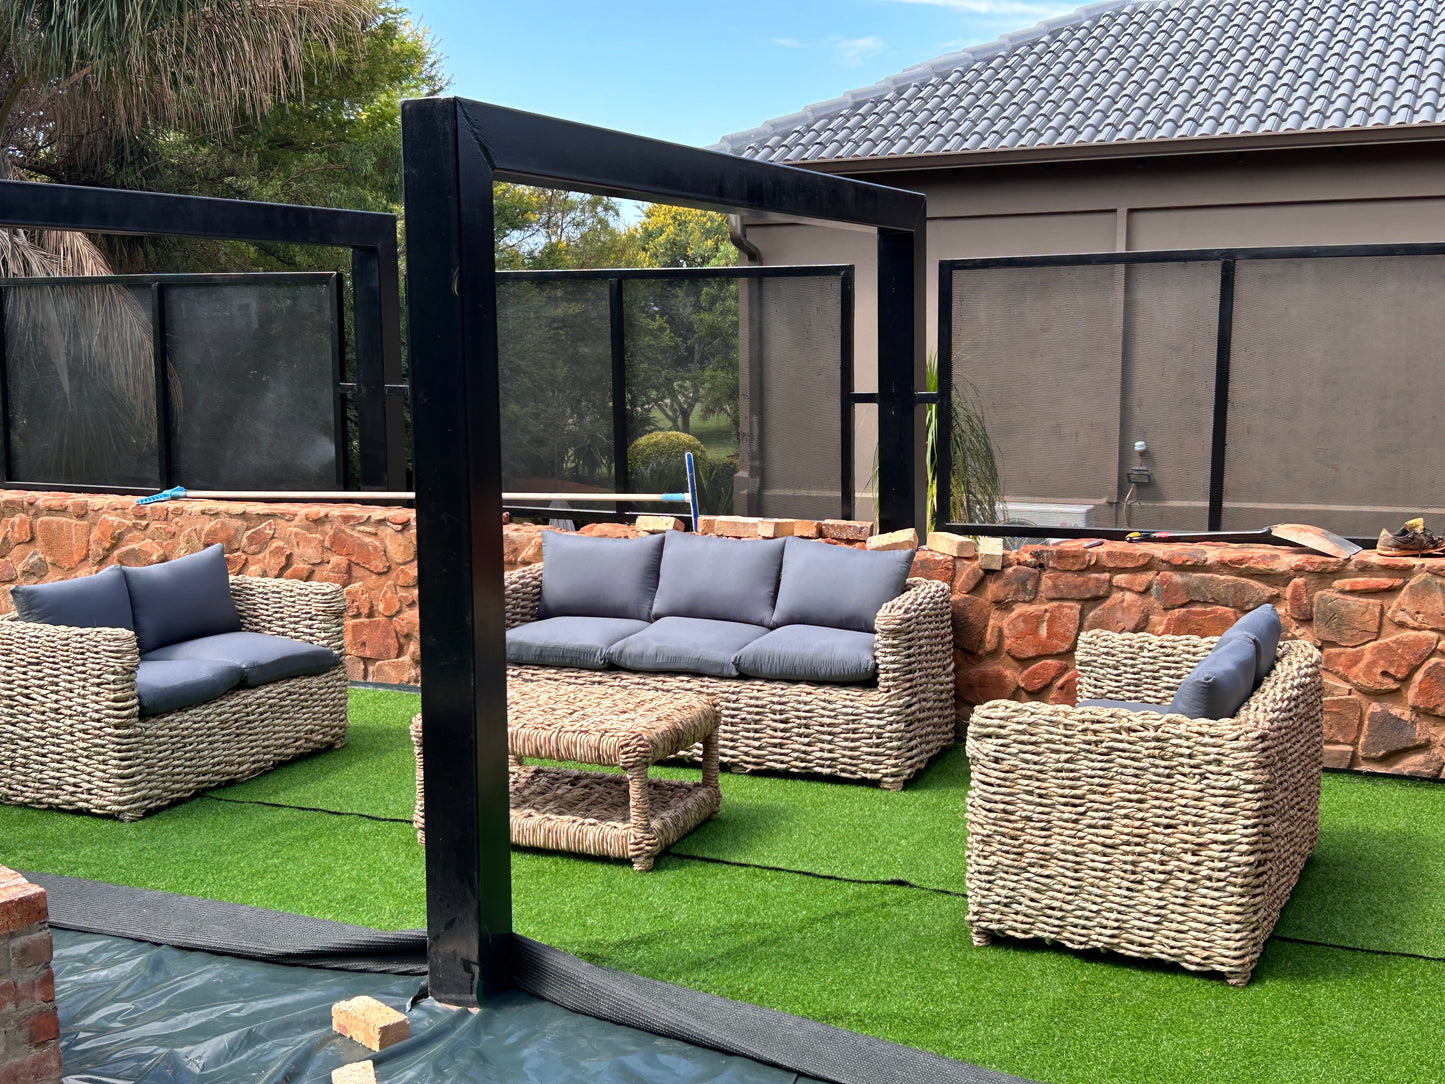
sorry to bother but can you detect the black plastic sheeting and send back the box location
[33,873,1031,1084]
[53,930,813,1083]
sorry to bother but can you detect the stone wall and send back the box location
[6,491,1445,780]
[0,867,59,1084]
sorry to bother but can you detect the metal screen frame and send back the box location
[937,242,1445,544]
[401,96,926,1006]
[497,263,856,521]
[0,272,346,492]
[0,179,405,491]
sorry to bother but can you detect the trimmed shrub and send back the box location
[628,431,706,479]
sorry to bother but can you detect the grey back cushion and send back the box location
[1168,636,1259,720]
[538,531,666,622]
[122,544,243,655]
[734,625,878,684]
[1217,604,1282,688]
[651,532,785,627]
[608,616,770,678]
[507,616,649,670]
[771,537,914,633]
[11,565,134,631]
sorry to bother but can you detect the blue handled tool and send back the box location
[684,452,700,532]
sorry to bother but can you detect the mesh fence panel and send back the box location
[163,280,338,490]
[740,275,844,520]
[496,278,614,505]
[950,265,1122,531]
[3,282,159,488]
[1225,256,1445,538]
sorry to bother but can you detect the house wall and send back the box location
[741,139,1445,530]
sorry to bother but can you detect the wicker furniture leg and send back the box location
[626,765,660,871]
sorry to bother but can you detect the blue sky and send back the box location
[404,0,1077,148]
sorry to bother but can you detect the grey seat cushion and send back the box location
[1077,698,1174,714]
[11,565,134,631]
[537,531,666,622]
[1217,604,1282,688]
[651,532,785,626]
[608,616,770,678]
[122,544,242,654]
[135,658,246,717]
[734,625,878,684]
[143,631,339,688]
[507,617,650,670]
[1168,636,1258,720]
[771,537,913,633]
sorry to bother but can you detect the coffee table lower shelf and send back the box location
[510,764,720,871]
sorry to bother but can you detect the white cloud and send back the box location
[882,0,1075,15]
[772,37,805,48]
[833,34,887,65]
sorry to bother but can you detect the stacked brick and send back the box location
[0,867,59,1084]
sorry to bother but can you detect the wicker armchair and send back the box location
[965,628,1323,985]
[0,576,349,821]
[504,563,955,790]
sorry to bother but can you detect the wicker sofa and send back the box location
[504,562,956,790]
[965,627,1323,985]
[0,575,348,821]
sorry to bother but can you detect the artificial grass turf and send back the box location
[8,687,1445,1082]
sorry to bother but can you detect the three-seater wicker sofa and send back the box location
[503,530,955,790]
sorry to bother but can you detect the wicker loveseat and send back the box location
[0,574,348,821]
[505,560,956,790]
[965,627,1323,985]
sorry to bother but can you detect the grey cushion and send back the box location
[651,532,785,626]
[122,544,242,655]
[771,537,913,633]
[1077,698,1174,714]
[1168,636,1259,720]
[135,658,246,717]
[734,625,878,684]
[1218,604,1282,688]
[11,565,133,631]
[608,616,770,678]
[538,531,665,622]
[143,631,338,688]
[506,617,650,670]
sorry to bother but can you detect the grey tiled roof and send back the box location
[716,0,1445,163]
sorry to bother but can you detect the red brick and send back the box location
[1095,545,1152,569]
[1160,606,1238,637]
[908,550,953,583]
[952,561,983,595]
[1157,546,1212,567]
[0,1045,61,1084]
[1112,572,1155,593]
[1017,659,1068,693]
[1002,603,1080,660]
[0,883,46,934]
[987,566,1039,603]
[956,664,1018,705]
[1324,632,1437,693]
[8,930,51,972]
[1041,572,1110,600]
[1322,744,1355,769]
[1332,577,1406,593]
[332,995,410,1052]
[369,659,416,685]
[33,517,88,570]
[345,619,399,661]
[22,1005,59,1044]
[1083,593,1148,633]
[1045,545,1094,571]
[818,519,873,542]
[577,522,642,539]
[1322,697,1364,744]
[326,527,389,574]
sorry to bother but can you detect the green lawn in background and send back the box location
[5,686,1445,1083]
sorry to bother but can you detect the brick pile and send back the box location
[0,867,59,1084]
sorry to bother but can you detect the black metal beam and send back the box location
[402,96,513,1006]
[499,264,852,281]
[942,241,1445,272]
[875,226,926,533]
[458,102,923,232]
[608,277,630,508]
[839,267,855,521]
[934,264,954,532]
[1208,260,1236,532]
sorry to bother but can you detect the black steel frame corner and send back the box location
[497,263,857,523]
[400,96,926,1005]
[934,242,1445,544]
[0,179,406,491]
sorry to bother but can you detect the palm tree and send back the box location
[0,1,371,481]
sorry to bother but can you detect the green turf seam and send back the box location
[1271,934,1445,964]
[668,851,969,898]
[201,795,412,825]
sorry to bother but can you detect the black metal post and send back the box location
[839,268,855,521]
[876,226,925,532]
[609,277,629,502]
[0,288,10,483]
[1208,259,1236,532]
[934,264,954,532]
[352,244,407,490]
[150,284,173,487]
[401,96,513,1005]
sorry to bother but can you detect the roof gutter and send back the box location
[773,121,1445,176]
[727,214,762,263]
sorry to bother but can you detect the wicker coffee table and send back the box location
[411,682,720,871]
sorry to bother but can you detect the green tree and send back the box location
[494,184,641,271]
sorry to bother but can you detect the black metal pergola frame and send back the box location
[400,97,927,1004]
[0,179,407,490]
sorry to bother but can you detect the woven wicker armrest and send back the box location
[875,578,954,695]
[505,564,545,628]
[228,576,345,654]
[1075,628,1219,704]
[0,617,141,723]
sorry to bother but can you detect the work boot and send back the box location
[1377,518,1445,556]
